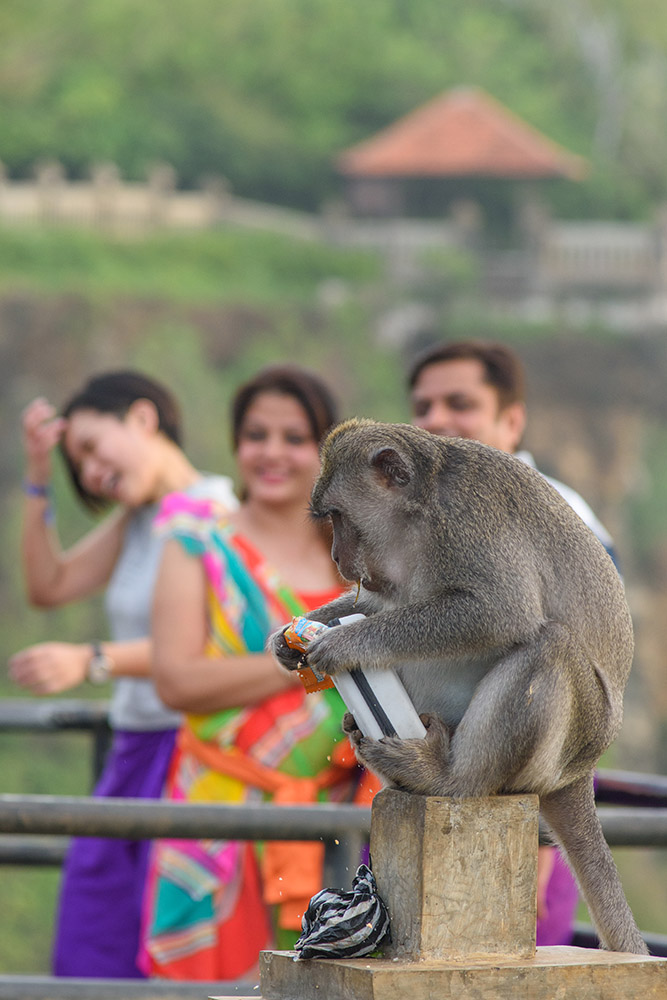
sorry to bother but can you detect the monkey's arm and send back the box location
[305,588,538,675]
[303,587,382,625]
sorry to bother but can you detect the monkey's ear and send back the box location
[370,447,411,488]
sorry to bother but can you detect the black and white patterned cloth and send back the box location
[294,864,391,960]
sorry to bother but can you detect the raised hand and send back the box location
[22,397,68,486]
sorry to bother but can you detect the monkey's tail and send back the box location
[540,772,649,955]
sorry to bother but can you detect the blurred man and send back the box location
[408,338,615,563]
[407,338,618,947]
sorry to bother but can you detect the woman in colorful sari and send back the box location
[139,365,377,981]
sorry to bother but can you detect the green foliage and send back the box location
[0,870,60,974]
[0,726,97,974]
[626,423,667,579]
[0,225,380,302]
[0,0,666,214]
[413,247,481,301]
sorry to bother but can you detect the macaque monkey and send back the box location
[270,418,648,955]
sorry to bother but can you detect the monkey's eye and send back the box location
[309,502,339,522]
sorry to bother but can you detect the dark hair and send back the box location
[231,365,339,450]
[60,370,183,512]
[407,340,525,411]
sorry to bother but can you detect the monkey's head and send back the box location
[311,418,443,595]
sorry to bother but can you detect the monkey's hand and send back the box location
[306,625,366,676]
[267,626,304,671]
[345,713,453,797]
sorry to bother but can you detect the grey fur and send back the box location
[270,418,648,955]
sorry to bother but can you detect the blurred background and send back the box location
[2,0,667,972]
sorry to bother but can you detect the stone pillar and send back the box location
[147,162,176,224]
[370,788,538,961]
[35,160,65,222]
[91,162,120,225]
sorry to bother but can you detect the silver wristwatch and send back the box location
[87,642,113,685]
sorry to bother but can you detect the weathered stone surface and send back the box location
[370,789,539,960]
[260,947,667,1000]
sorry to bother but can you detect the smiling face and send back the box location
[410,358,525,453]
[63,403,162,507]
[235,391,322,508]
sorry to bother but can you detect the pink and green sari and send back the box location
[139,494,368,981]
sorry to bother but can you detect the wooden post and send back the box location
[370,788,538,960]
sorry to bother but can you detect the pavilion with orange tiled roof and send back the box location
[335,86,587,224]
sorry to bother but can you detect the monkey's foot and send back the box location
[352,713,452,796]
[342,712,362,745]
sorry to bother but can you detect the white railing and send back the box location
[3,162,667,294]
[540,222,660,289]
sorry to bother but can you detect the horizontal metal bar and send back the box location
[536,806,667,847]
[0,976,257,999]
[2,794,667,847]
[0,698,110,731]
[572,922,667,957]
[596,768,667,807]
[595,806,667,846]
[0,835,69,865]
[0,794,371,841]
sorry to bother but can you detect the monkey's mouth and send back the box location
[361,575,380,592]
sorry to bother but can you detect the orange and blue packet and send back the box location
[283,616,335,693]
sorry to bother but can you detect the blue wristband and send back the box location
[23,480,51,499]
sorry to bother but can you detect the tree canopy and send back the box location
[1,1,666,214]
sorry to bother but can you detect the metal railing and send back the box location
[3,698,667,995]
[0,795,369,840]
[0,698,112,785]
[3,792,667,845]
[0,976,253,999]
[595,768,667,807]
[0,698,368,998]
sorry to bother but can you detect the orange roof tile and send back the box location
[337,87,587,181]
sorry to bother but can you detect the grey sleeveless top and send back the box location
[104,475,237,730]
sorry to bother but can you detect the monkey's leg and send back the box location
[442,620,618,798]
[354,622,602,798]
[345,643,556,797]
[541,774,648,955]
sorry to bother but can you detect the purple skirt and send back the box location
[52,728,177,978]
[536,848,579,946]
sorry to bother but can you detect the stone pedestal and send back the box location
[225,790,667,1000]
[370,788,538,960]
[259,947,667,999]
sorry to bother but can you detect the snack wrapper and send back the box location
[283,616,335,693]
[283,616,329,654]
